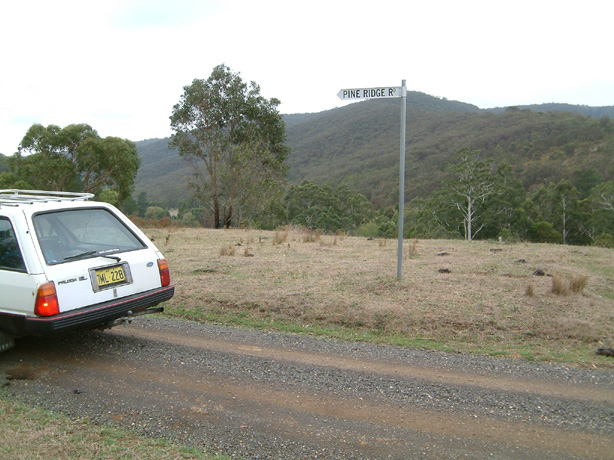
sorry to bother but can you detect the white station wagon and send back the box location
[0,190,174,352]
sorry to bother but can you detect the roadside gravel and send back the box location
[1,317,613,459]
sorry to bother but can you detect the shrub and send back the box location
[356,221,379,238]
[144,206,169,220]
[594,233,614,248]
[179,212,200,228]
[528,221,561,244]
[498,228,520,243]
[378,220,397,239]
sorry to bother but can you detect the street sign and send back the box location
[336,81,408,279]
[337,87,402,100]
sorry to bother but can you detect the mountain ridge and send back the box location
[135,92,614,207]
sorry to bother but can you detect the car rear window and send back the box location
[0,218,27,272]
[33,208,147,265]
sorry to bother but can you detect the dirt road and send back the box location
[1,317,613,459]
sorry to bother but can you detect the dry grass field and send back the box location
[150,227,614,367]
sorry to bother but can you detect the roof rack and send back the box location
[0,189,95,205]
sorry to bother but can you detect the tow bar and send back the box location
[100,306,165,330]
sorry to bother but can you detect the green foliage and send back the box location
[133,94,614,242]
[169,63,289,229]
[531,180,586,245]
[574,169,603,198]
[285,99,614,207]
[179,212,200,228]
[285,181,375,233]
[356,221,379,238]
[0,153,9,173]
[135,96,614,211]
[133,139,192,208]
[527,220,562,243]
[6,123,139,203]
[403,155,614,244]
[145,206,169,220]
[445,148,496,241]
[480,161,529,239]
[593,233,614,248]
[589,181,614,234]
[98,188,118,206]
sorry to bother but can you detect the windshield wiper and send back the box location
[64,250,97,261]
[64,251,121,262]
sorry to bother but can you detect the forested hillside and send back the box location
[134,92,614,209]
[2,90,610,243]
[487,103,614,118]
[285,98,614,207]
[133,138,191,207]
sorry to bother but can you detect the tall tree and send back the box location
[447,148,496,241]
[0,154,9,173]
[480,161,527,239]
[586,181,614,237]
[169,64,289,228]
[591,181,614,214]
[284,181,375,232]
[77,136,141,202]
[532,180,582,245]
[10,123,139,203]
[574,169,602,199]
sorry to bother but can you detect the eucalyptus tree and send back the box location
[170,64,289,228]
[532,180,582,245]
[9,123,139,203]
[447,148,496,241]
[586,181,614,237]
[591,181,614,214]
[284,181,375,232]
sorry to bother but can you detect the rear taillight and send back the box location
[157,259,171,287]
[34,282,60,316]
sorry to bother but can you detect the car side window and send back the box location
[0,218,27,272]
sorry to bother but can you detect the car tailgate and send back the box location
[44,249,163,313]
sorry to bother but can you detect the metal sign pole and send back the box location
[397,80,407,280]
[337,82,406,279]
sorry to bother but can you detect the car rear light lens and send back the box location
[157,259,171,287]
[35,282,60,316]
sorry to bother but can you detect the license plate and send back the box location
[91,263,132,291]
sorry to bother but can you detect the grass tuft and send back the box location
[273,230,288,245]
[551,274,569,295]
[569,275,589,294]
[407,238,419,259]
[302,230,321,243]
[551,274,589,296]
[219,245,236,256]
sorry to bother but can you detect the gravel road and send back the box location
[1,317,613,459]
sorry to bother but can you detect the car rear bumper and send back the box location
[1,285,174,337]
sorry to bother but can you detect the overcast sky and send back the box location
[1,0,613,156]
